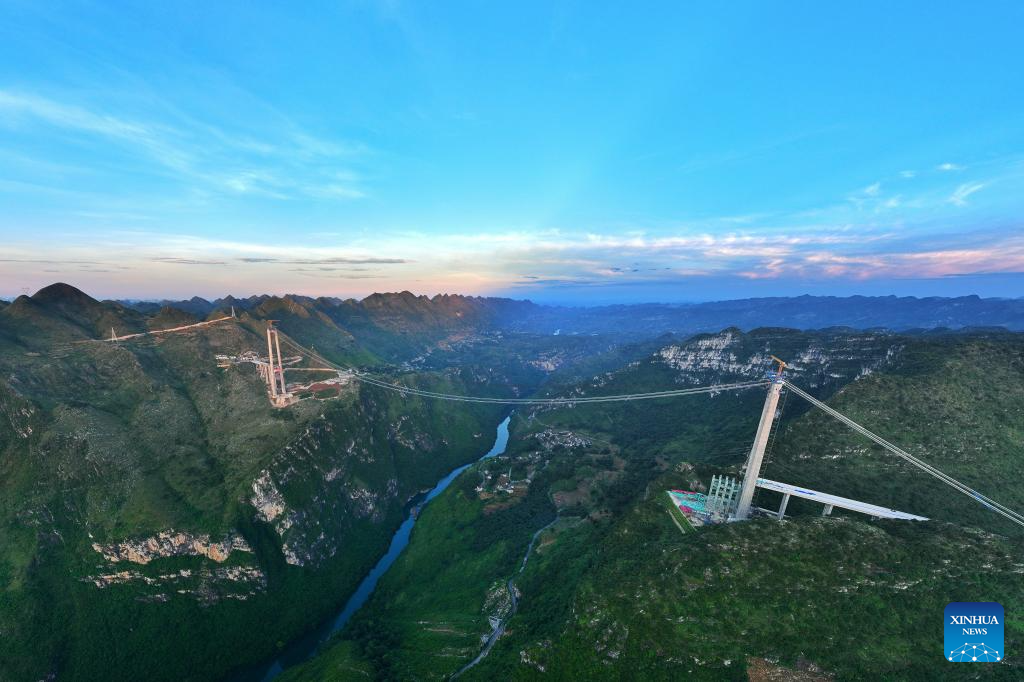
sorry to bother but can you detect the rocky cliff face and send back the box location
[654,328,902,389]
[83,565,268,605]
[244,407,417,568]
[251,470,290,525]
[656,330,768,377]
[91,530,252,564]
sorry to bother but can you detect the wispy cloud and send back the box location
[0,258,106,264]
[304,184,367,200]
[1,148,1020,299]
[287,268,384,279]
[4,221,1023,300]
[152,257,228,265]
[0,91,192,171]
[937,162,963,172]
[0,89,369,202]
[846,181,894,210]
[237,257,408,265]
[948,182,986,206]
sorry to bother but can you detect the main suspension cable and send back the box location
[783,380,1024,528]
[277,333,769,405]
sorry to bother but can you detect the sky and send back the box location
[1,1,1023,303]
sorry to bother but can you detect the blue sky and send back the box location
[1,1,1023,302]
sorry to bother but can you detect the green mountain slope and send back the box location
[762,333,1024,533]
[285,329,1024,680]
[0,284,599,682]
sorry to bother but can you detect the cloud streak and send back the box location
[152,257,228,265]
[237,257,408,265]
[948,182,986,206]
[0,90,369,202]
[3,222,1023,300]
[101,223,1024,293]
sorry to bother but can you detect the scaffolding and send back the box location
[706,474,741,520]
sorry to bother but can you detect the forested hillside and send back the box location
[0,285,602,681]
[285,329,1024,680]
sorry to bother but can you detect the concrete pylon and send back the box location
[776,493,791,520]
[266,326,278,398]
[735,379,784,519]
[272,328,286,395]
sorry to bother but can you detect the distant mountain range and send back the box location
[503,294,1024,336]
[3,284,1022,357]
[117,289,1024,336]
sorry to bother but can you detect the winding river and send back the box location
[238,416,511,681]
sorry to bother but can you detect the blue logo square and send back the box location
[945,602,1004,662]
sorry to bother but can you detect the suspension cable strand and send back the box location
[348,372,768,404]
[276,333,769,405]
[783,380,1024,528]
[784,380,1024,527]
[784,381,1024,524]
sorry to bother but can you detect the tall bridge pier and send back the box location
[264,322,294,406]
[735,361,785,520]
[732,357,928,523]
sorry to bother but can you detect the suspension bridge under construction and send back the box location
[103,316,1024,532]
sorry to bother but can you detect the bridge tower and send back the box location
[735,357,786,520]
[265,322,289,397]
[266,322,279,399]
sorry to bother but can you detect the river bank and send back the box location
[237,416,512,681]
